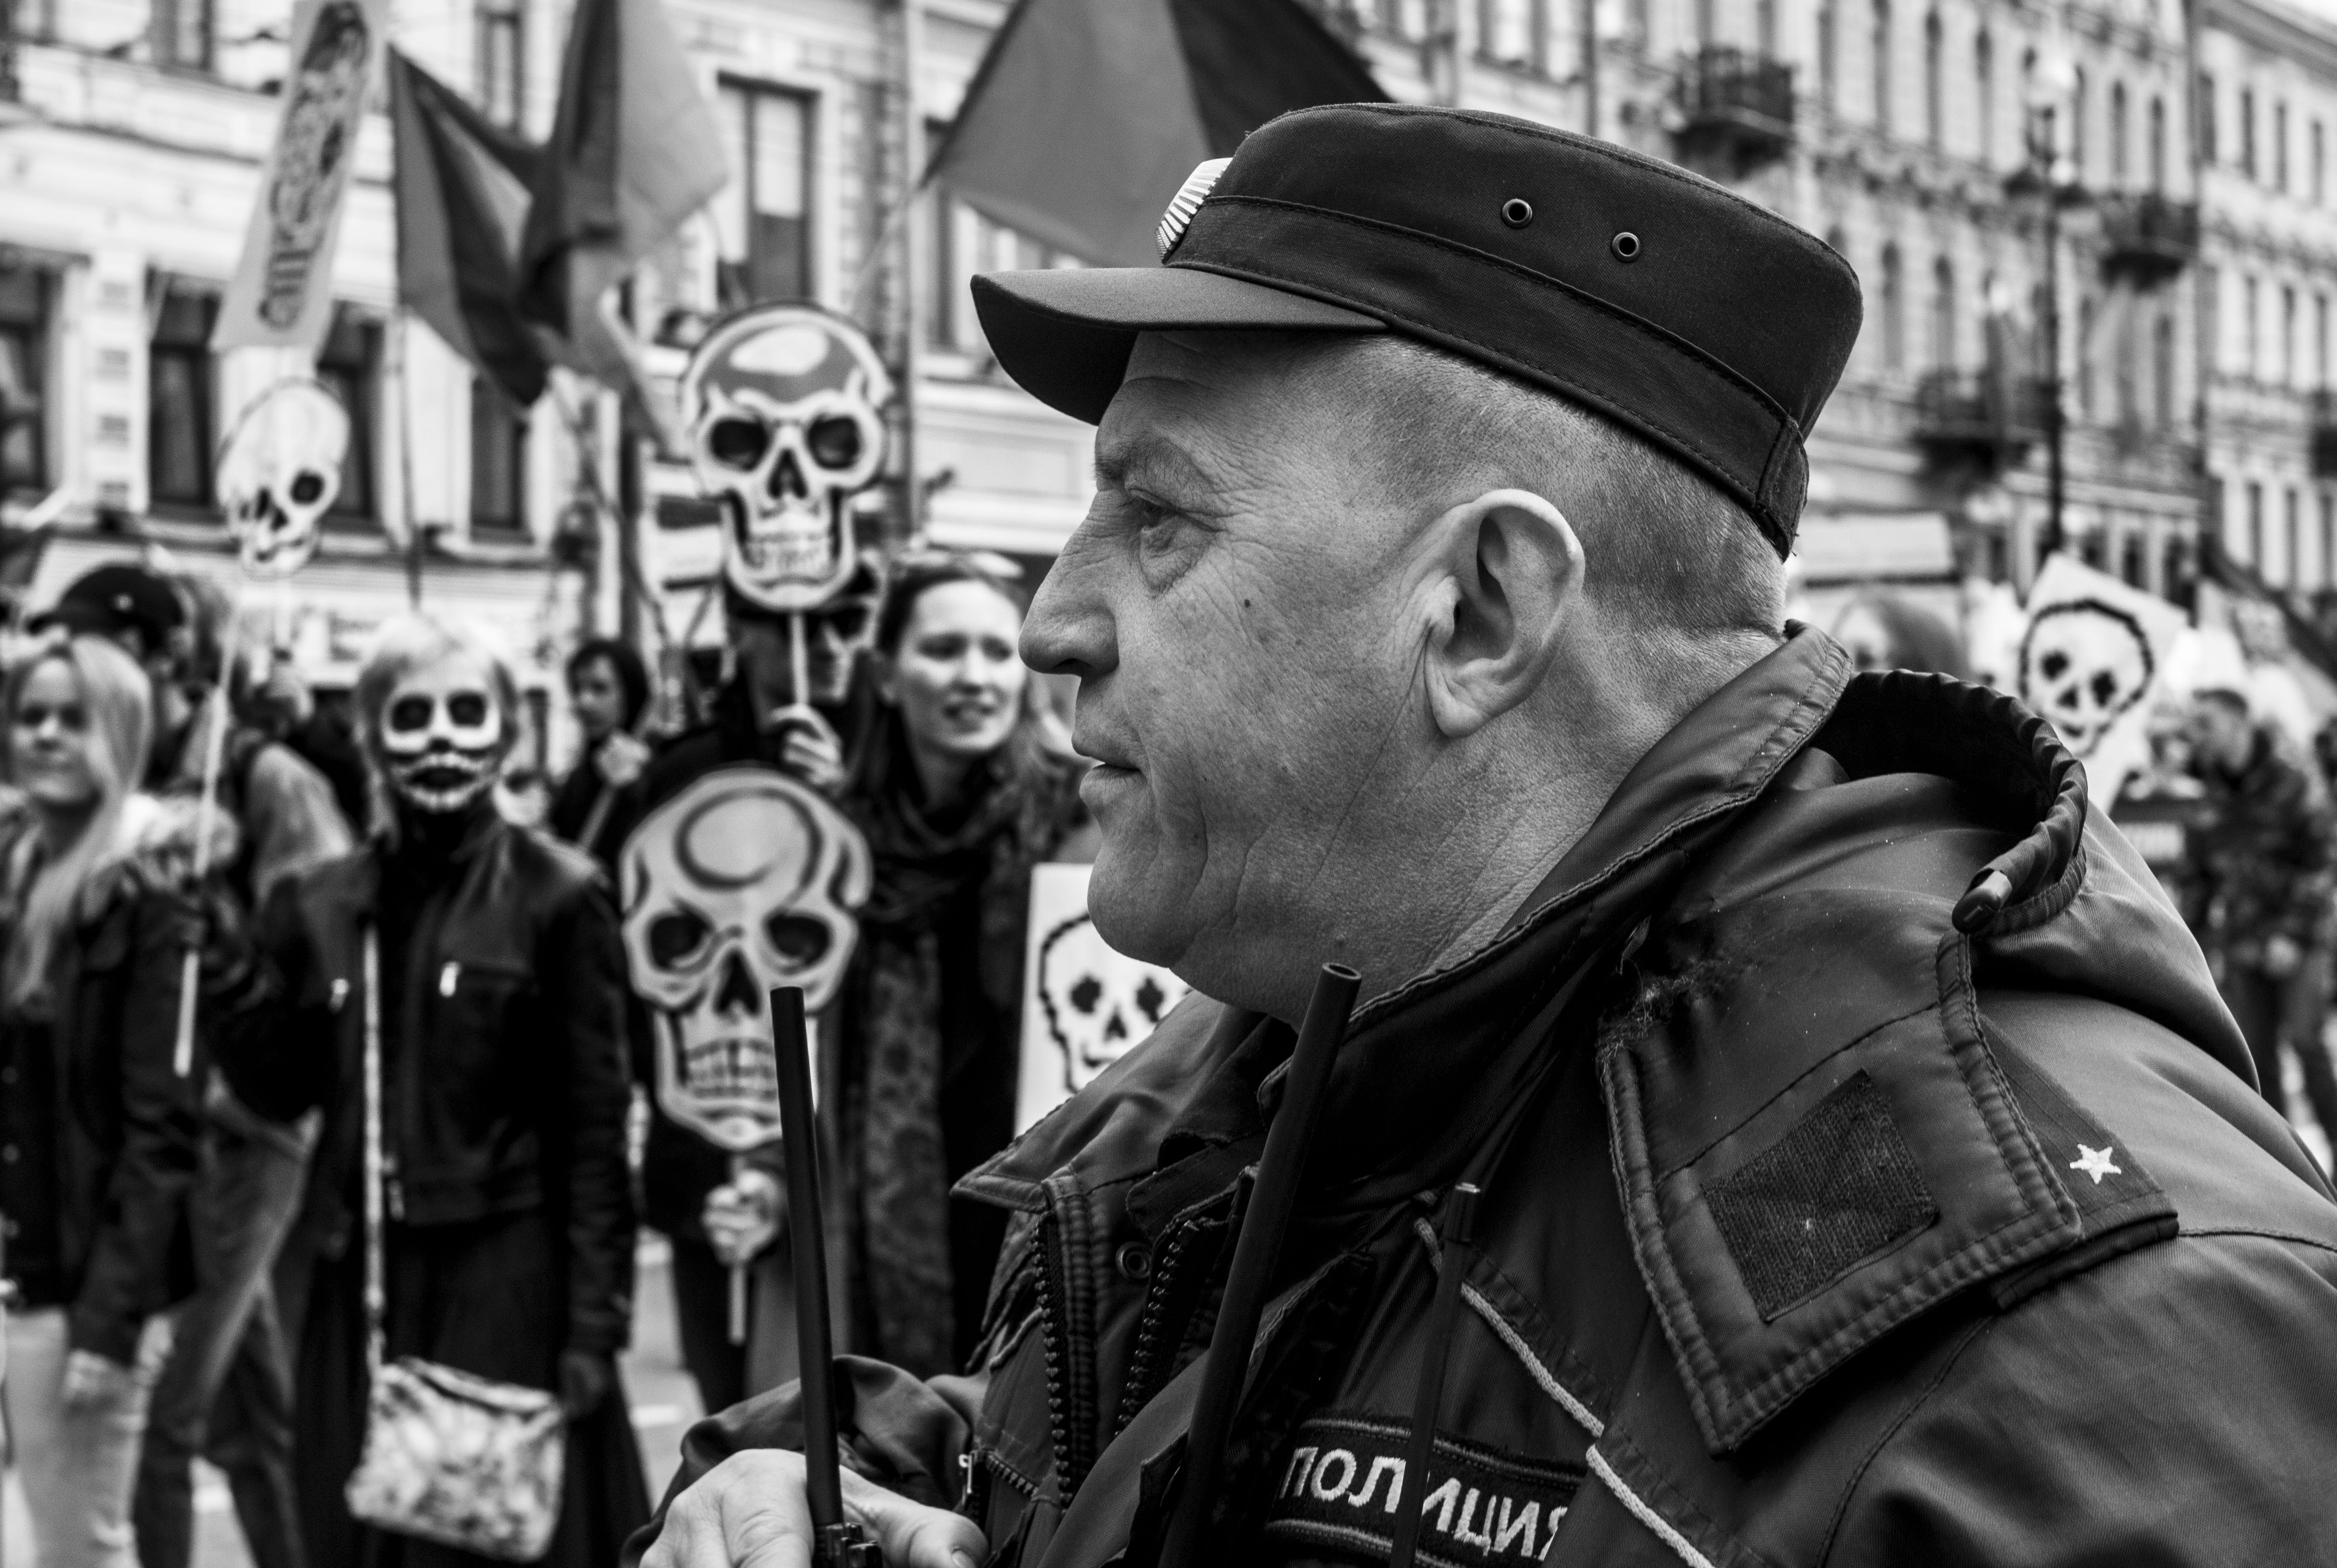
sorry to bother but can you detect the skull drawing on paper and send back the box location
[2019,599,2156,756]
[679,305,892,614]
[619,767,872,1152]
[1037,916,1190,1094]
[216,380,348,578]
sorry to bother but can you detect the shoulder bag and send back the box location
[343,927,567,1562]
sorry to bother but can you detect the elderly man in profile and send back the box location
[630,105,2337,1568]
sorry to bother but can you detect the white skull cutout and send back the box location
[620,767,873,1152]
[679,306,892,614]
[1036,915,1190,1094]
[216,380,348,578]
[2019,599,2156,756]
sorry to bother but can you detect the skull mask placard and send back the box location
[216,380,348,577]
[2019,600,2155,756]
[680,306,892,615]
[1036,915,1190,1094]
[619,767,873,1152]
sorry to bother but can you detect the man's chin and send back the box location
[1083,852,1185,972]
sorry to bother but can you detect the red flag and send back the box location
[930,0,1383,265]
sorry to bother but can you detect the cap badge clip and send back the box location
[1156,158,1232,260]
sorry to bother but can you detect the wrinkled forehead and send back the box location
[689,318,887,412]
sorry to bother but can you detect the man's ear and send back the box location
[1411,488,1584,739]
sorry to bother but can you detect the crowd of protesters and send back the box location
[0,546,1084,1568]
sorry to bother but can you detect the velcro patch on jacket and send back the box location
[1262,1413,1580,1567]
[1704,1069,1939,1320]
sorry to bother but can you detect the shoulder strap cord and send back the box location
[362,924,386,1379]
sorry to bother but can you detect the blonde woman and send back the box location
[0,634,208,1568]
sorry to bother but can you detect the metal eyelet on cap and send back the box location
[1500,198,1534,228]
[1610,231,1642,262]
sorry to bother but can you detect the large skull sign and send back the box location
[217,380,348,578]
[2019,599,2155,756]
[620,767,872,1152]
[1036,915,1190,1094]
[680,306,892,614]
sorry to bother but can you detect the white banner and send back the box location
[2019,553,2189,809]
[213,0,388,354]
[1015,863,1189,1134]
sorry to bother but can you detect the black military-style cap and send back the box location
[970,103,1864,555]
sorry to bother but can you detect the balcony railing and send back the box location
[1673,48,1794,177]
[1912,368,2045,471]
[2312,392,2337,480]
[2096,194,2200,287]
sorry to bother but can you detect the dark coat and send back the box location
[6,804,209,1364]
[628,631,2337,1567]
[214,813,635,1356]
[2186,724,2336,968]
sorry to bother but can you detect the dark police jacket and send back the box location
[216,812,636,1357]
[631,630,2337,1566]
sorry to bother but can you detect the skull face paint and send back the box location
[2019,599,2155,756]
[375,651,508,813]
[216,380,349,577]
[1036,915,1190,1094]
[619,768,872,1152]
[680,307,893,614]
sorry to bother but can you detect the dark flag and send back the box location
[518,0,726,411]
[387,49,548,408]
[929,0,1384,265]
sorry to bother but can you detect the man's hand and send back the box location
[61,1348,136,1410]
[642,1450,986,1568]
[2266,933,2305,978]
[597,732,652,789]
[770,709,847,797]
[703,1168,785,1268]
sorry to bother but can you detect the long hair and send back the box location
[0,636,154,1006]
[565,636,651,732]
[353,616,520,837]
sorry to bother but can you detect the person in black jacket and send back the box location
[210,618,647,1568]
[0,633,205,1568]
[547,636,652,873]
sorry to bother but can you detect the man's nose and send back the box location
[1020,523,1116,680]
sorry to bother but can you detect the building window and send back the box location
[2319,293,2329,388]
[476,1,525,129]
[715,82,814,309]
[469,377,528,538]
[1694,0,1714,46]
[2276,101,2290,192]
[2287,487,2302,587]
[2245,275,2259,378]
[1755,0,1775,56]
[1923,12,1942,149]
[316,309,379,525]
[1817,0,1836,111]
[2071,68,2088,179]
[1871,0,1891,135]
[2202,266,2220,374]
[2155,312,2176,426]
[2317,120,2326,204]
[2198,73,2216,164]
[2077,294,2096,416]
[0,267,48,498]
[2285,285,2299,386]
[1817,0,1837,111]
[1879,244,1903,371]
[2150,96,2166,191]
[2121,531,2144,588]
[1931,256,1954,370]
[2109,82,2127,185]
[2322,492,2333,588]
[1975,32,1993,165]
[151,0,213,71]
[2241,88,2256,178]
[2248,481,2265,569]
[148,284,219,511]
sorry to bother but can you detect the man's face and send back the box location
[2187,697,2253,771]
[1021,332,1429,979]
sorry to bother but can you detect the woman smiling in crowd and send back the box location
[839,555,1089,1376]
[0,635,206,1568]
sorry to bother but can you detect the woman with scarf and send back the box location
[841,555,1088,1376]
[0,633,207,1567]
[209,619,646,1568]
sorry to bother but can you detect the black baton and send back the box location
[1157,963,1362,1568]
[771,985,881,1567]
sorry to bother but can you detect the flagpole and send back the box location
[896,0,924,546]
[395,309,423,606]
